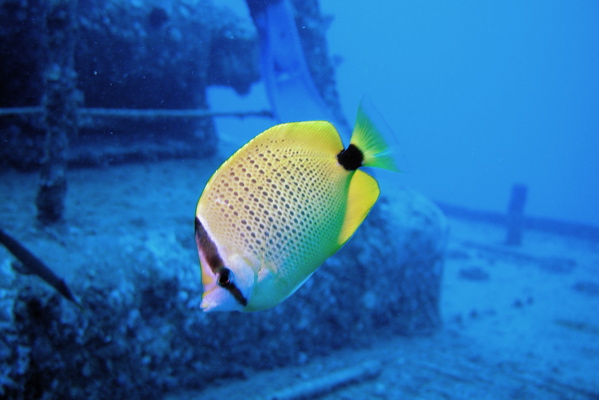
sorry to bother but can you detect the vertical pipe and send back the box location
[36,0,79,225]
[505,184,528,245]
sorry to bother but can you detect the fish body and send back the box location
[195,101,397,312]
[0,228,80,307]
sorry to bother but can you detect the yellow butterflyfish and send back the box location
[195,100,398,312]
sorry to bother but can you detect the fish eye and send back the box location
[217,268,232,287]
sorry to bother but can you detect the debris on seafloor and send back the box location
[554,319,599,336]
[0,228,80,307]
[458,266,490,281]
[571,281,599,296]
[267,361,382,400]
[460,241,577,273]
[538,257,577,274]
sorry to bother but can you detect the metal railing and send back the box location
[0,106,272,120]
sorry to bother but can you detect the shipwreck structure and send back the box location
[0,1,448,399]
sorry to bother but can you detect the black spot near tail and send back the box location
[337,144,364,171]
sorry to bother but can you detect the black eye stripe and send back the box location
[226,280,248,307]
[196,218,248,307]
[195,217,224,274]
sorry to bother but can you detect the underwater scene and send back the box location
[1,0,598,398]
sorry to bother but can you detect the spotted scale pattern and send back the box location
[197,121,353,292]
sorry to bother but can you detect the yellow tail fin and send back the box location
[349,98,400,172]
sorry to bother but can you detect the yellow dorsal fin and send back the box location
[202,120,343,195]
[338,170,380,246]
[252,120,343,155]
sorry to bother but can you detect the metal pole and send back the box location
[505,184,528,245]
[36,0,79,225]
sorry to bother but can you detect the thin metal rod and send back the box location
[0,107,42,116]
[0,106,273,119]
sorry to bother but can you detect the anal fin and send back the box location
[338,170,380,246]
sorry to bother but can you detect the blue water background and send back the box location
[212,0,599,227]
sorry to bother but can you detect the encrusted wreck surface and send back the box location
[0,160,447,399]
[0,0,259,168]
[0,2,449,398]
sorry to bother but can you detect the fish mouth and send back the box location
[199,279,246,312]
[199,296,217,312]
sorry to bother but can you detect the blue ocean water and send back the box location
[1,1,598,399]
[325,0,599,228]
[215,0,599,227]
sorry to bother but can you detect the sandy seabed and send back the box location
[1,156,598,400]
[169,216,599,400]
